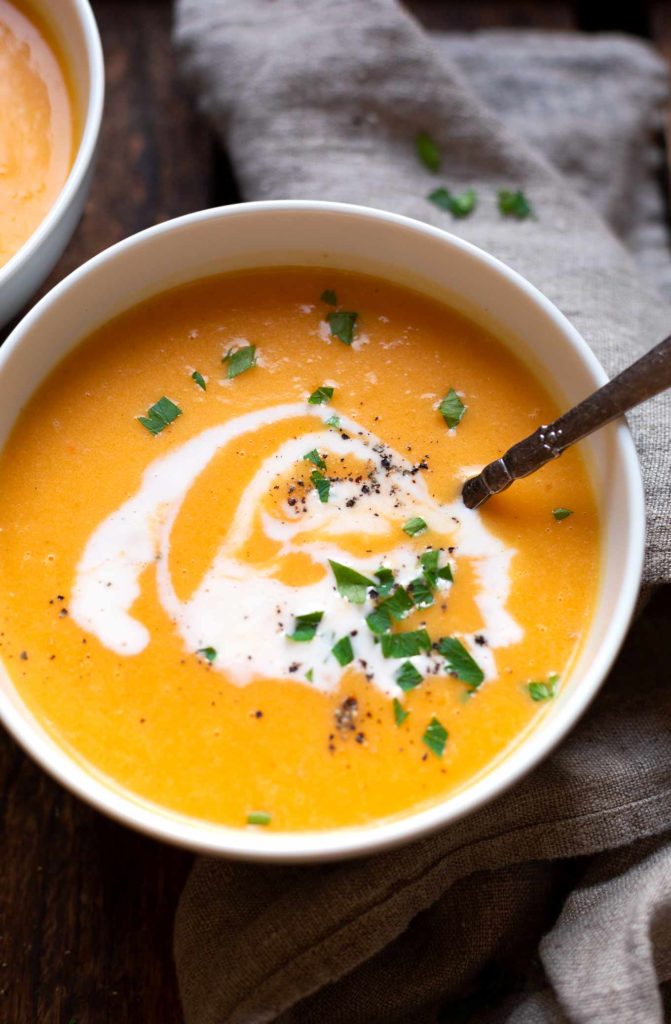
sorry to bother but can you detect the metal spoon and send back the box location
[462,334,671,509]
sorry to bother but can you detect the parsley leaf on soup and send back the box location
[381,629,431,658]
[196,647,217,662]
[332,635,354,666]
[498,189,534,220]
[303,449,326,470]
[438,637,485,688]
[326,310,358,346]
[396,660,423,692]
[393,698,409,726]
[308,385,334,405]
[223,344,256,379]
[403,517,428,537]
[288,611,323,642]
[191,371,206,391]
[552,507,573,522]
[138,396,182,435]
[329,561,375,604]
[527,673,560,701]
[311,470,330,503]
[423,716,448,756]
[415,132,441,172]
[439,388,466,429]
[321,289,338,306]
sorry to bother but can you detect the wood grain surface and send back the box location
[1,2,668,1022]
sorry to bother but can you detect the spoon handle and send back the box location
[462,333,671,510]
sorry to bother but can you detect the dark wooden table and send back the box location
[2,3,670,1021]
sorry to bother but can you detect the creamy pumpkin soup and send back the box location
[0,269,600,830]
[0,0,76,268]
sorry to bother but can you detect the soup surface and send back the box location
[0,268,600,831]
[0,0,75,268]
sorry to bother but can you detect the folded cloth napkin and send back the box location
[173,3,671,1021]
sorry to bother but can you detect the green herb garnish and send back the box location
[396,660,423,692]
[196,646,217,663]
[306,668,314,682]
[224,344,257,379]
[321,289,338,306]
[438,637,485,688]
[324,414,341,429]
[381,629,431,658]
[527,673,559,702]
[393,698,409,726]
[247,811,271,826]
[428,187,477,218]
[422,716,448,757]
[303,448,326,470]
[138,396,182,435]
[383,586,414,621]
[191,370,207,391]
[374,567,395,595]
[408,576,434,608]
[552,507,573,522]
[308,385,334,405]
[366,605,392,635]
[326,310,358,346]
[329,560,374,604]
[311,470,330,503]
[420,550,453,588]
[288,610,323,642]
[332,635,354,666]
[415,132,441,172]
[439,388,466,429]
[498,189,533,220]
[403,517,428,537]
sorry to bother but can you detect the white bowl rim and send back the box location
[0,0,105,293]
[0,199,646,862]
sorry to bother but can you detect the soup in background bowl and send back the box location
[0,202,644,861]
[0,0,103,326]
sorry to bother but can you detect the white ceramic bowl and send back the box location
[0,201,645,861]
[0,0,104,326]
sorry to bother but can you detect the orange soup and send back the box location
[0,0,76,268]
[0,269,600,830]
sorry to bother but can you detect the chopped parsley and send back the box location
[393,697,409,726]
[311,470,330,503]
[366,605,392,635]
[383,586,414,621]
[247,811,271,826]
[420,550,453,587]
[324,414,341,428]
[303,448,326,470]
[306,668,314,682]
[396,660,423,692]
[329,560,374,604]
[224,344,256,379]
[288,610,323,642]
[408,576,434,608]
[415,132,441,172]
[422,716,448,757]
[439,388,466,429]
[332,635,354,666]
[381,629,431,658]
[321,289,338,306]
[438,637,485,688]
[374,567,395,595]
[403,517,428,537]
[326,310,358,346]
[308,385,334,405]
[428,187,477,218]
[138,396,182,435]
[528,673,559,701]
[498,189,533,220]
[191,370,207,390]
[196,646,217,663]
[552,507,573,522]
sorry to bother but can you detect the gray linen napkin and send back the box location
[173,3,671,1021]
